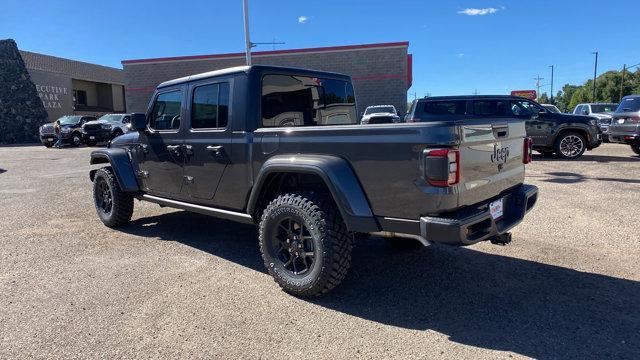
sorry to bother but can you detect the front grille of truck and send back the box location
[41,127,54,135]
[83,124,102,131]
[369,116,393,124]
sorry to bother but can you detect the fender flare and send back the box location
[89,148,140,192]
[247,155,379,233]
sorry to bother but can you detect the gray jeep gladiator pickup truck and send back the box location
[89,65,538,296]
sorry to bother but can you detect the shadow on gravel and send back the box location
[123,211,640,359]
[533,153,640,163]
[0,168,6,174]
[528,171,640,185]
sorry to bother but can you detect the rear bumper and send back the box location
[376,184,538,246]
[608,132,639,144]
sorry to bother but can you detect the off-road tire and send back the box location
[631,144,640,156]
[554,131,586,159]
[93,167,133,228]
[259,192,352,297]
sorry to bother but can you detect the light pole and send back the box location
[533,75,544,101]
[592,51,598,102]
[243,0,252,66]
[549,65,554,102]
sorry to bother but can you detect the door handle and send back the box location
[206,145,224,155]
[183,144,193,156]
[166,144,181,155]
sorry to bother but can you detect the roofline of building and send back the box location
[20,50,124,72]
[121,41,410,65]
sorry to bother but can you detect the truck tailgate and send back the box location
[457,118,526,207]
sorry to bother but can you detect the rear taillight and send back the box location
[523,137,533,164]
[628,116,640,123]
[425,149,460,187]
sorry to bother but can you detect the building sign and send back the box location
[510,90,537,100]
[35,84,68,109]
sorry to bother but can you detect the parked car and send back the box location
[89,65,538,297]
[573,103,618,141]
[541,104,561,113]
[406,96,602,159]
[608,95,640,155]
[360,105,401,124]
[82,113,131,146]
[38,115,96,147]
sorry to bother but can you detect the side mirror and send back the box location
[130,113,147,131]
[581,109,589,115]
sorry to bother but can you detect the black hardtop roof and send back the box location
[158,65,352,88]
[418,95,533,101]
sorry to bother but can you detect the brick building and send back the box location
[20,50,126,121]
[122,41,412,116]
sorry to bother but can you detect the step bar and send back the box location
[139,194,254,224]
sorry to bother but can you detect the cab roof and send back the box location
[157,65,351,88]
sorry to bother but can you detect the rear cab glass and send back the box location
[414,100,466,121]
[261,74,356,127]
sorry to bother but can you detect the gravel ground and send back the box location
[0,143,638,359]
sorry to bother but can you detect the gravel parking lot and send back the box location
[1,143,638,359]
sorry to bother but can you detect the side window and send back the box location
[149,90,183,130]
[261,74,356,127]
[510,100,538,117]
[573,105,583,115]
[472,100,508,116]
[418,100,467,116]
[191,83,230,129]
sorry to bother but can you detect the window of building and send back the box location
[261,74,356,127]
[73,90,87,106]
[149,90,183,130]
[191,83,230,129]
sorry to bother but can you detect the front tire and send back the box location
[631,144,640,156]
[70,133,82,147]
[93,167,133,228]
[554,132,586,159]
[259,192,352,297]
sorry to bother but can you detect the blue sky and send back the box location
[2,0,639,97]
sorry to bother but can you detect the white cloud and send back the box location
[456,53,465,58]
[458,7,500,16]
[298,16,308,24]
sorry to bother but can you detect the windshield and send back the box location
[58,116,82,125]
[365,106,394,115]
[591,104,617,113]
[98,114,122,122]
[616,97,640,113]
[542,104,560,113]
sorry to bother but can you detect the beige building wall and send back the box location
[111,84,125,112]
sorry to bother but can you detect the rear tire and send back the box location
[93,167,133,228]
[259,192,352,297]
[554,132,586,159]
[631,144,640,156]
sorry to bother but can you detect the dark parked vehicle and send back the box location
[609,95,640,155]
[406,96,602,159]
[89,66,538,296]
[38,115,96,147]
[82,114,131,146]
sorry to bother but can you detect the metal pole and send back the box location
[620,64,626,102]
[243,0,252,66]
[549,65,554,102]
[592,51,598,102]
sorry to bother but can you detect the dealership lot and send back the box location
[0,144,638,359]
